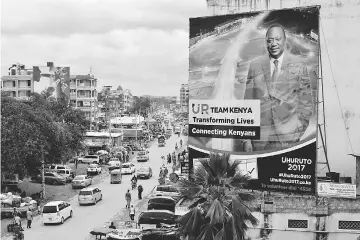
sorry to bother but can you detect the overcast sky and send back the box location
[1,0,206,96]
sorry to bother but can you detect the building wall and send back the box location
[1,64,34,100]
[180,83,189,110]
[69,75,98,120]
[204,0,360,181]
[243,194,360,240]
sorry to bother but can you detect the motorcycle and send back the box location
[12,224,24,240]
[131,179,137,190]
[175,144,178,150]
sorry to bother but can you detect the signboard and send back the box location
[33,65,70,102]
[188,6,320,194]
[317,182,357,199]
[181,161,190,174]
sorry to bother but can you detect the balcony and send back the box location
[76,95,95,100]
[75,106,97,112]
[76,84,95,89]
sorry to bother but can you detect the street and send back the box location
[20,132,185,240]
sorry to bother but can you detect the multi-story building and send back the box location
[1,63,35,100]
[97,85,133,124]
[180,83,189,111]
[69,74,97,120]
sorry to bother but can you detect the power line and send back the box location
[320,17,354,154]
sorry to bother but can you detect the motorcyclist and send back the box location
[180,139,183,147]
[175,143,178,149]
[131,175,138,185]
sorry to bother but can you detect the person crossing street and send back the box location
[125,190,131,208]
[138,185,143,200]
[129,205,136,221]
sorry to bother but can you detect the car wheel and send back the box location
[94,198,97,205]
[61,217,64,224]
[69,211,73,218]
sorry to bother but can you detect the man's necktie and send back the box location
[272,59,279,82]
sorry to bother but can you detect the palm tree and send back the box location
[175,152,258,240]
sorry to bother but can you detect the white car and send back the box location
[87,164,102,175]
[78,187,103,205]
[137,150,149,162]
[42,201,73,225]
[121,163,136,175]
[78,155,100,164]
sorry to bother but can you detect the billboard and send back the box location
[33,64,70,102]
[189,6,320,194]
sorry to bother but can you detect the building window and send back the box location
[11,69,16,75]
[288,220,308,229]
[338,221,360,230]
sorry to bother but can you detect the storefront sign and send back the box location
[317,182,356,199]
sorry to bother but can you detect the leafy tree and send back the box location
[129,96,151,117]
[1,91,89,178]
[175,152,258,240]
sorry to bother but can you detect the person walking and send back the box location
[26,208,33,228]
[14,213,22,229]
[138,185,143,200]
[125,190,131,208]
[75,158,78,169]
[129,205,135,221]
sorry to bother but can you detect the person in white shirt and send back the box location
[129,205,135,221]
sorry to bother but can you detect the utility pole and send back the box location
[41,145,46,200]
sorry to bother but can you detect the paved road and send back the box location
[22,133,185,240]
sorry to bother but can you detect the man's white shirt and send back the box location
[270,53,284,78]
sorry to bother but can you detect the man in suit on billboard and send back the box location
[240,24,316,152]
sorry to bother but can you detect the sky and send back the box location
[1,0,207,96]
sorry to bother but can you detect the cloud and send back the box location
[2,0,206,36]
[1,0,206,96]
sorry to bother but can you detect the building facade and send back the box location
[180,83,189,111]
[200,0,360,239]
[97,85,133,124]
[1,63,35,100]
[69,74,98,120]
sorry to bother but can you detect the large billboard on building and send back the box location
[33,64,70,102]
[188,6,320,194]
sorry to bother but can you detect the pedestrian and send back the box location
[12,207,18,218]
[109,222,116,229]
[14,213,22,229]
[178,153,181,161]
[129,205,135,221]
[125,190,131,208]
[138,185,143,200]
[37,202,41,214]
[26,208,33,228]
[167,154,171,164]
[75,158,78,169]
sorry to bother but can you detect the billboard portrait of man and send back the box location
[239,24,317,152]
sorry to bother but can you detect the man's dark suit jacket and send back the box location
[241,52,314,151]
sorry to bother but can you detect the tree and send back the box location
[129,96,151,117]
[1,92,89,178]
[175,152,258,240]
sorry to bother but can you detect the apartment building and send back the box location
[69,74,98,120]
[97,85,133,123]
[1,64,34,100]
[180,83,189,111]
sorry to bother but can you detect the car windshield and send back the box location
[43,206,57,213]
[84,156,97,159]
[79,191,92,195]
[138,167,148,172]
[74,176,85,180]
[138,152,146,156]
[89,164,98,168]
[57,166,65,170]
[122,165,130,168]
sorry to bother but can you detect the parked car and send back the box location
[108,159,121,171]
[48,165,71,171]
[136,151,149,162]
[34,172,67,185]
[42,201,73,225]
[57,169,74,182]
[148,196,176,212]
[153,185,180,198]
[136,166,153,179]
[72,175,92,189]
[77,155,100,164]
[87,164,102,175]
[121,163,136,175]
[78,187,102,205]
[138,210,175,226]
